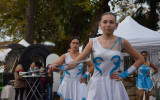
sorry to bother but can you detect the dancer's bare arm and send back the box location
[67,41,93,70]
[79,60,94,83]
[49,54,65,71]
[150,62,158,75]
[122,39,144,69]
[49,41,93,71]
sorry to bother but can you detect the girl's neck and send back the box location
[144,59,147,62]
[143,60,148,64]
[69,50,79,54]
[69,50,79,59]
[101,34,114,40]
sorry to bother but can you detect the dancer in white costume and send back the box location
[49,12,144,100]
[137,51,158,100]
[50,36,94,100]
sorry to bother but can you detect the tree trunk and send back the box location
[148,0,159,31]
[90,0,110,38]
[83,0,110,49]
[25,0,35,44]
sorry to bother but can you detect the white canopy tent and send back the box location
[0,39,30,62]
[0,49,11,62]
[18,39,30,47]
[114,16,160,52]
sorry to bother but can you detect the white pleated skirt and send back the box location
[82,76,129,100]
[57,78,86,100]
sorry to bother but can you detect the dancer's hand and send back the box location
[147,73,150,77]
[48,64,60,71]
[79,75,87,83]
[110,73,123,81]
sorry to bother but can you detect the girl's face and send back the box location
[30,62,35,68]
[47,69,51,73]
[70,39,80,51]
[141,53,147,61]
[99,14,118,35]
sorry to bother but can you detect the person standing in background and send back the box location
[45,68,54,100]
[14,64,25,100]
[49,36,94,100]
[40,66,46,95]
[137,51,158,100]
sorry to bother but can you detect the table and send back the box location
[1,85,26,100]
[23,75,45,100]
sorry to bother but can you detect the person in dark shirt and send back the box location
[45,67,54,100]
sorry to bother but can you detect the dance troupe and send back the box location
[48,12,158,100]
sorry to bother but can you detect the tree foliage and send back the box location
[134,0,159,30]
[0,0,27,42]
[110,0,159,30]
[0,0,111,55]
[46,0,95,54]
[109,0,142,22]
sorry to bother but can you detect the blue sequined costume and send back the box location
[136,64,153,91]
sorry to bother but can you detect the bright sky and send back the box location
[0,35,12,42]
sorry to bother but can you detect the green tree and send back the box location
[0,0,27,42]
[134,0,159,30]
[53,0,96,54]
[110,0,159,30]
[0,0,111,55]
[82,0,110,48]
[0,0,59,43]
[109,0,140,22]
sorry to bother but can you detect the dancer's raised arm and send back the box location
[49,40,93,71]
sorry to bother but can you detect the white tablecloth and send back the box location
[1,85,26,100]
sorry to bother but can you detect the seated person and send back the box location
[28,61,39,76]
[26,61,40,100]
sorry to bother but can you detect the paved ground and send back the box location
[0,90,60,100]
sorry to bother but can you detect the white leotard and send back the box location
[57,53,86,100]
[82,37,129,100]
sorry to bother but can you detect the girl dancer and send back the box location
[137,51,158,100]
[51,36,94,100]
